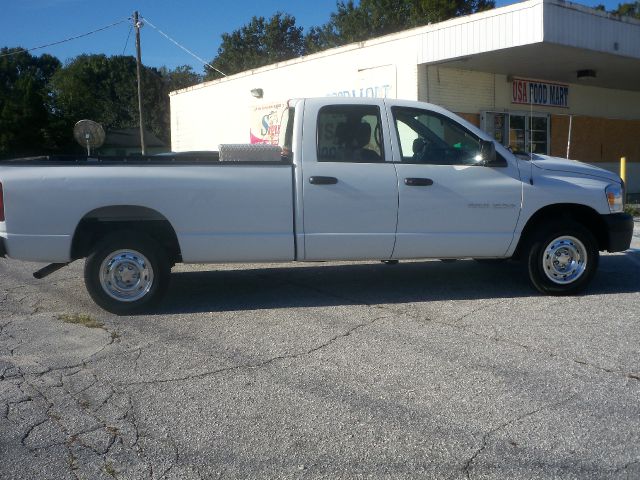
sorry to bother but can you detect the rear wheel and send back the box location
[84,233,170,314]
[526,222,598,295]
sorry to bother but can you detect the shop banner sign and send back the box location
[512,78,569,108]
[250,102,286,145]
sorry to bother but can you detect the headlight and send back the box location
[605,183,624,213]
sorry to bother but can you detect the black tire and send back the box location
[526,221,598,295]
[84,232,170,315]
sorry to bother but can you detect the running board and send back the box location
[33,262,69,279]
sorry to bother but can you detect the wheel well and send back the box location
[71,206,181,263]
[513,203,608,259]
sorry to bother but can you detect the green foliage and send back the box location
[159,65,202,92]
[305,0,496,52]
[206,1,497,77]
[50,54,174,145]
[595,1,640,17]
[0,48,61,157]
[624,204,640,217]
[0,48,203,157]
[611,1,640,18]
[205,12,304,80]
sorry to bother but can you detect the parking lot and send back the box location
[1,237,639,479]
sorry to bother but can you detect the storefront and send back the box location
[170,0,640,193]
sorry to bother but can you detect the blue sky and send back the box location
[0,0,623,73]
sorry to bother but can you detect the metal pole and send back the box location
[566,115,572,159]
[134,11,146,155]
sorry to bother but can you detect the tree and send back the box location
[49,54,174,146]
[305,0,495,52]
[205,13,304,80]
[612,1,640,18]
[0,48,61,157]
[159,65,202,92]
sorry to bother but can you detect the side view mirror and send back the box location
[478,139,496,165]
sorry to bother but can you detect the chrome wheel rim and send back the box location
[99,249,154,302]
[542,236,587,285]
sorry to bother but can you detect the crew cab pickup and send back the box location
[0,98,633,314]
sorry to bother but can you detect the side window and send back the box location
[392,107,482,165]
[317,105,384,163]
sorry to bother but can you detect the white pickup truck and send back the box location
[0,98,633,314]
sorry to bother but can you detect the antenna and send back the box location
[73,120,105,156]
[529,89,534,185]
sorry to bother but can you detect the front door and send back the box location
[389,105,523,259]
[301,99,398,261]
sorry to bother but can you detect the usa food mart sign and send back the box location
[512,78,569,108]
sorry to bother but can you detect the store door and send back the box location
[482,112,549,155]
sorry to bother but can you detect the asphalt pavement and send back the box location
[1,237,639,479]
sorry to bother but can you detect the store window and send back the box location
[482,112,549,155]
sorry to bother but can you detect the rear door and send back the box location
[300,99,399,260]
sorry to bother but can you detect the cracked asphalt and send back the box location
[1,245,639,479]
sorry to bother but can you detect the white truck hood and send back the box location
[531,155,621,184]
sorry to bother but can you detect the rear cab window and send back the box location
[317,105,385,163]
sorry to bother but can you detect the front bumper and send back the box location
[602,213,634,252]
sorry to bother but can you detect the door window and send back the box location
[392,107,482,165]
[316,105,384,163]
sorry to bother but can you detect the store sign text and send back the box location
[512,78,569,108]
[327,84,393,98]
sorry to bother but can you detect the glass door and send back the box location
[482,112,549,155]
[509,114,527,154]
[529,116,548,154]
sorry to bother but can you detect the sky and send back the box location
[0,0,625,74]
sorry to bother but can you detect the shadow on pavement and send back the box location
[155,254,639,315]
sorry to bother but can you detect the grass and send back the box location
[624,204,640,217]
[57,313,103,329]
[104,462,117,478]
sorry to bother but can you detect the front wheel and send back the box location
[84,233,170,314]
[527,222,599,295]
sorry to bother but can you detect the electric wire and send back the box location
[0,18,130,58]
[141,16,227,77]
[122,25,133,55]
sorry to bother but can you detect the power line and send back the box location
[141,16,227,77]
[122,25,133,55]
[0,18,130,58]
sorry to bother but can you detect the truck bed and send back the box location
[0,155,295,263]
[0,152,291,166]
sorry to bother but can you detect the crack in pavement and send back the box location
[123,314,389,386]
[277,276,640,384]
[614,458,640,478]
[462,394,577,480]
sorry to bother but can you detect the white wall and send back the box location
[170,36,420,151]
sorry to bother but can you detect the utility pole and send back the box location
[134,11,146,155]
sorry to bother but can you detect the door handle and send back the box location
[404,177,433,186]
[309,176,338,185]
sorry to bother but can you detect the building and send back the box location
[169,0,640,194]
